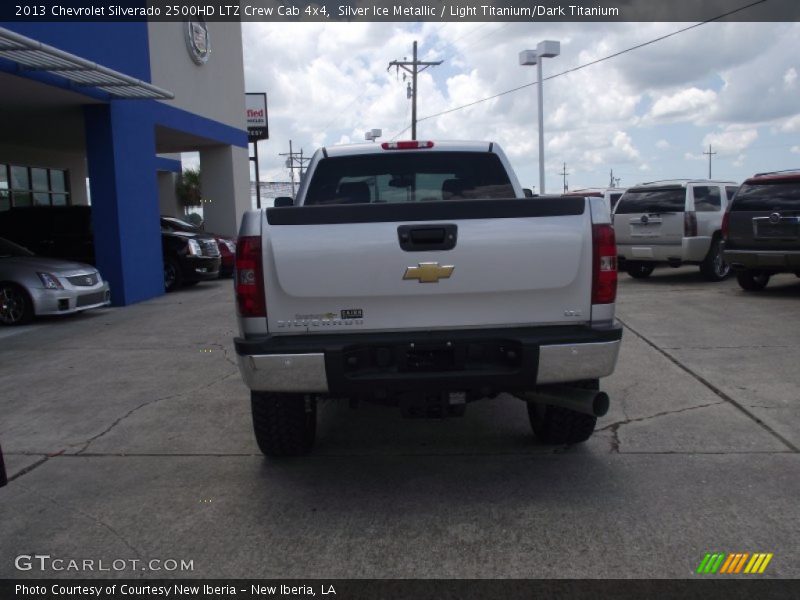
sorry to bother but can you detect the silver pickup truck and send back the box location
[233,140,622,455]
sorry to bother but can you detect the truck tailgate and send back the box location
[262,198,592,333]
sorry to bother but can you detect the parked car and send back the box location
[565,187,627,214]
[0,206,220,293]
[612,179,738,281]
[160,216,235,277]
[0,236,110,325]
[723,169,800,291]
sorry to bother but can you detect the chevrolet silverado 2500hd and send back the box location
[234,140,622,456]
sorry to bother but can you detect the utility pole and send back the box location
[703,144,717,179]
[609,169,621,188]
[559,162,569,192]
[388,41,442,140]
[279,140,311,197]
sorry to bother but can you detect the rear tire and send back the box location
[527,380,598,444]
[736,270,770,291]
[251,392,317,456]
[0,283,34,326]
[625,262,655,279]
[700,237,730,281]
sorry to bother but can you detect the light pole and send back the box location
[520,40,560,195]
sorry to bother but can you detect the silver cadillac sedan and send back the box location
[0,236,110,326]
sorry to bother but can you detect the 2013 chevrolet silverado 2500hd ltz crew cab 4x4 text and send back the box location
[233,140,622,456]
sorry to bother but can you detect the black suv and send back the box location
[0,206,221,292]
[723,170,800,291]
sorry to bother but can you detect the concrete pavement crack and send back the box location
[209,342,238,367]
[598,401,724,453]
[72,370,238,455]
[16,483,145,566]
[618,317,800,453]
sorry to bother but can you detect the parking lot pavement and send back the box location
[1,271,799,578]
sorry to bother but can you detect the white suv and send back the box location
[613,179,739,281]
[565,187,627,215]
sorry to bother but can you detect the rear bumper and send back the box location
[724,248,800,271]
[617,236,709,264]
[234,324,623,395]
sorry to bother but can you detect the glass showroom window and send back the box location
[3,164,70,208]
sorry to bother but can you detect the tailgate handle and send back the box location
[398,224,458,252]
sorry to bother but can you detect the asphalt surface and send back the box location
[1,268,798,579]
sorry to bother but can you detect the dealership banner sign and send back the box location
[246,93,268,142]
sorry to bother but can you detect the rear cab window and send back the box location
[614,186,686,214]
[304,152,515,206]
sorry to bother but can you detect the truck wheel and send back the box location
[736,270,770,291]
[251,392,317,456]
[527,380,598,444]
[625,262,655,279]
[699,237,730,281]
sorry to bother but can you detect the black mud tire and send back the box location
[251,392,317,457]
[0,283,34,326]
[736,269,770,291]
[700,237,731,281]
[625,262,655,279]
[527,380,599,445]
[164,257,183,293]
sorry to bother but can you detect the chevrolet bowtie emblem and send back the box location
[403,262,454,283]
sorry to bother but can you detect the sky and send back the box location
[232,19,799,194]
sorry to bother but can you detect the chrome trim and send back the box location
[537,340,621,384]
[237,353,329,393]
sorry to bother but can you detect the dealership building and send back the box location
[0,20,250,305]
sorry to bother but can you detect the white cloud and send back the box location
[647,88,717,123]
[784,67,798,89]
[781,115,800,132]
[702,127,758,156]
[656,139,670,149]
[791,146,800,154]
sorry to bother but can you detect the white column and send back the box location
[199,144,250,237]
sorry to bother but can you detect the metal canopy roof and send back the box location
[0,27,174,100]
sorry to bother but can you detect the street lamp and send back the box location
[520,40,560,195]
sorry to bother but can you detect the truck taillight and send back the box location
[721,210,730,240]
[592,224,617,304]
[235,236,266,318]
[684,211,698,237]
[381,141,434,150]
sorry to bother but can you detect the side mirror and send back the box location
[522,188,534,198]
[274,197,294,207]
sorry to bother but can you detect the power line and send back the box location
[401,0,766,131]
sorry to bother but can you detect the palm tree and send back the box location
[176,168,202,207]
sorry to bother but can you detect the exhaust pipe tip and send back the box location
[592,391,610,417]
[522,386,611,418]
